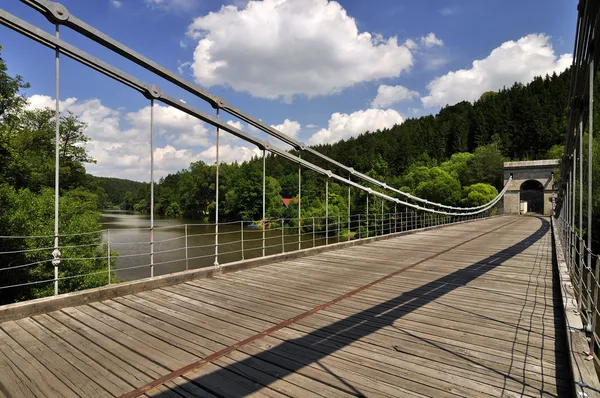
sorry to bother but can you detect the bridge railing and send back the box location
[0,207,502,302]
[554,0,600,363]
[0,2,509,305]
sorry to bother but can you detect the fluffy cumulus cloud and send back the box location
[420,33,443,48]
[422,34,572,108]
[308,108,404,145]
[26,95,260,180]
[403,33,443,51]
[186,0,413,101]
[198,144,262,164]
[271,119,301,138]
[371,85,419,108]
[226,120,243,130]
[403,39,418,50]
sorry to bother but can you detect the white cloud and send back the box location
[27,95,125,141]
[271,119,301,138]
[402,33,443,51]
[27,94,77,111]
[26,95,228,180]
[305,124,318,128]
[226,120,243,130]
[308,108,403,145]
[126,102,210,148]
[177,61,191,75]
[186,0,413,101]
[111,0,123,8]
[154,145,199,170]
[371,85,419,108]
[199,144,261,164]
[404,39,418,50]
[420,33,443,48]
[421,34,572,108]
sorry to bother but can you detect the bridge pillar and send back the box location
[503,160,558,216]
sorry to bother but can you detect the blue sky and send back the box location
[1,0,577,180]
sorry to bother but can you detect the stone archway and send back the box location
[503,160,558,216]
[520,179,544,214]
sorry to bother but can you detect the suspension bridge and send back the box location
[0,0,599,397]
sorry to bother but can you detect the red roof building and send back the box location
[281,197,299,207]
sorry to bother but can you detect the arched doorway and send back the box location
[520,180,544,214]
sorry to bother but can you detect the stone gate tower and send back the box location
[503,160,558,216]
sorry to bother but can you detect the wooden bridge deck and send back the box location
[0,216,569,397]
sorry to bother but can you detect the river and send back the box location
[101,210,335,282]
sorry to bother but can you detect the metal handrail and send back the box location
[17,0,504,212]
[0,3,507,301]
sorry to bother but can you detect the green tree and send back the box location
[465,143,506,189]
[414,167,462,205]
[462,183,498,206]
[0,45,111,303]
[0,186,110,304]
[546,144,564,160]
[441,152,474,186]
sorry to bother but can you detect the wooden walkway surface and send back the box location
[0,215,570,397]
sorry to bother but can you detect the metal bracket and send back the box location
[23,0,69,23]
[51,248,61,266]
[144,85,161,100]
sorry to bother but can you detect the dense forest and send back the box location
[88,176,147,209]
[118,71,571,224]
[1,41,599,304]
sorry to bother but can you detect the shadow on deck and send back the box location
[149,217,569,397]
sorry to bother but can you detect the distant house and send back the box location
[281,197,299,208]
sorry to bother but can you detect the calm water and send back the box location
[101,210,337,281]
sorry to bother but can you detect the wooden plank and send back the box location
[0,321,104,397]
[15,317,132,396]
[217,351,349,398]
[270,327,560,398]
[243,334,468,398]
[74,305,198,367]
[113,295,236,348]
[89,301,212,358]
[143,289,270,333]
[0,344,47,397]
[289,320,567,388]
[33,313,151,388]
[293,310,562,376]
[220,268,561,332]
[47,310,168,379]
[145,377,219,398]
[203,276,564,371]
[187,274,561,358]
[240,338,422,397]
[182,362,289,398]
[284,317,568,390]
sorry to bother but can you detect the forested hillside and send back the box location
[312,71,570,175]
[88,176,148,209]
[117,70,572,224]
